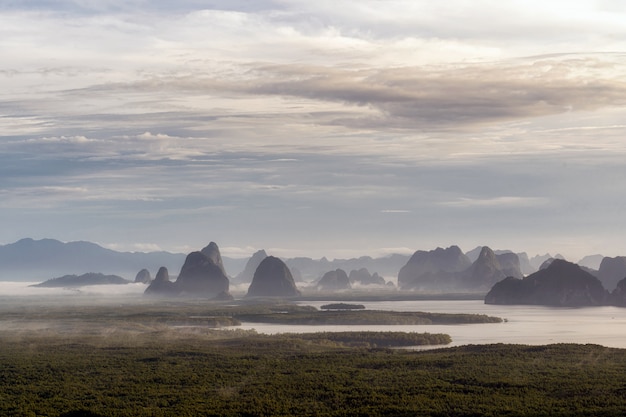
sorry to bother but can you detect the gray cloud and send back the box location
[2,1,626,260]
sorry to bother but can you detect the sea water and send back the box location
[236,300,626,349]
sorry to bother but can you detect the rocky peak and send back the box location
[349,268,386,286]
[175,250,230,297]
[485,259,608,307]
[463,246,506,291]
[134,268,152,284]
[234,249,268,284]
[317,269,351,291]
[247,256,300,297]
[200,242,226,275]
[144,266,178,296]
[154,266,170,282]
[598,256,626,291]
[398,245,471,290]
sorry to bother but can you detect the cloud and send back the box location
[440,196,549,208]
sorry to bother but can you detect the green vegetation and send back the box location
[4,300,619,416]
[1,331,626,416]
[320,303,366,310]
[235,308,502,325]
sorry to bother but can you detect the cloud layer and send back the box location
[2,1,626,260]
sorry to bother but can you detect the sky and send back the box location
[1,0,626,260]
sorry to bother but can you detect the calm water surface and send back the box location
[237,300,626,349]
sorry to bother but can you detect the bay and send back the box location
[237,300,626,349]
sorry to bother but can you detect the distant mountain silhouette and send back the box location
[145,267,178,296]
[597,256,626,291]
[348,268,386,286]
[398,246,523,292]
[578,254,604,271]
[134,269,152,284]
[317,269,351,291]
[32,272,130,288]
[0,238,186,281]
[284,254,409,282]
[233,249,268,284]
[485,259,608,307]
[466,246,534,275]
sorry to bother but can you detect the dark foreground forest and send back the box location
[1,300,626,416]
[4,335,626,416]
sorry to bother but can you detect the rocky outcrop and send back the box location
[349,268,386,286]
[598,256,626,291]
[317,269,351,291]
[234,249,268,284]
[175,250,230,297]
[398,246,471,291]
[496,253,523,279]
[610,277,626,307]
[200,242,227,276]
[134,268,152,284]
[462,247,506,291]
[485,259,608,307]
[247,256,300,297]
[144,242,231,298]
[144,267,178,296]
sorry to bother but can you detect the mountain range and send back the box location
[2,238,625,293]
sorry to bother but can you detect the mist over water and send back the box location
[0,281,148,299]
[2,282,626,349]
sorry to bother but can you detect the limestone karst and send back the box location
[349,268,386,286]
[144,267,178,296]
[234,249,268,284]
[144,242,230,298]
[134,268,152,284]
[247,256,300,297]
[485,259,608,307]
[598,256,626,291]
[317,269,351,291]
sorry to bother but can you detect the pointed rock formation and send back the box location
[134,268,152,284]
[349,268,386,286]
[398,246,471,291]
[145,267,178,296]
[485,259,608,307]
[462,247,507,291]
[247,256,300,297]
[234,249,268,284]
[175,250,229,297]
[317,269,351,291]
[495,253,523,279]
[598,256,626,291]
[200,242,227,275]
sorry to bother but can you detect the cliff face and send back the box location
[462,247,506,291]
[200,242,227,276]
[317,269,351,291]
[349,268,386,286]
[144,242,231,298]
[134,268,152,284]
[398,246,520,292]
[247,256,301,297]
[397,246,471,291]
[234,249,268,284]
[485,259,608,307]
[145,267,178,296]
[175,250,230,297]
[598,256,626,291]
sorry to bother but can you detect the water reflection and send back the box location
[236,300,626,349]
